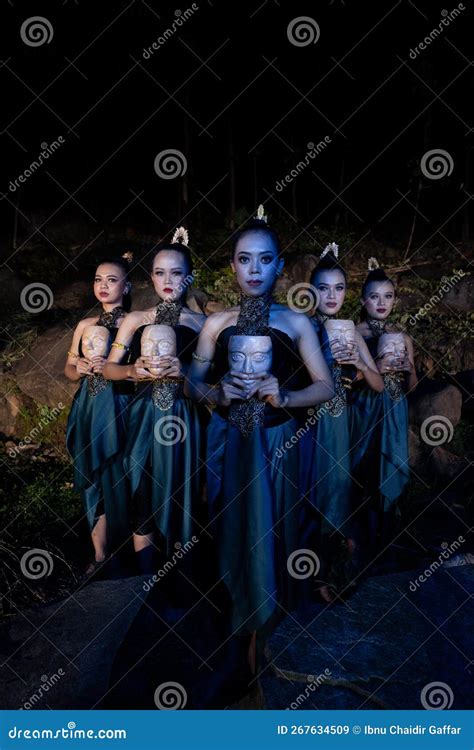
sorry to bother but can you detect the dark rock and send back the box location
[0,375,24,437]
[409,381,462,428]
[0,576,149,709]
[288,254,319,284]
[448,370,474,419]
[408,427,424,472]
[53,281,91,310]
[13,325,78,409]
[426,447,470,482]
[0,269,25,312]
[262,567,474,710]
[440,277,474,313]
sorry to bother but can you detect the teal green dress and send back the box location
[124,325,206,554]
[206,326,302,637]
[299,319,355,538]
[66,327,133,550]
[350,333,410,515]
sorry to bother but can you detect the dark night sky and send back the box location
[1,0,473,261]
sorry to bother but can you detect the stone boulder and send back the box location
[440,277,474,313]
[53,281,91,310]
[409,381,462,429]
[262,566,474,709]
[0,375,25,437]
[0,576,149,709]
[13,325,78,409]
[449,370,474,419]
[287,254,319,284]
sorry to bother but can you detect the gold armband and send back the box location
[67,351,79,359]
[192,351,212,363]
[111,342,129,351]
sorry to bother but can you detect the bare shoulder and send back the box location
[282,307,316,334]
[123,310,150,326]
[201,309,235,338]
[75,316,98,333]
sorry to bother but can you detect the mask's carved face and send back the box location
[141,325,177,375]
[377,333,407,361]
[228,335,272,386]
[82,326,111,358]
[324,319,356,347]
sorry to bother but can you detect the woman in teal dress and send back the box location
[103,228,206,574]
[352,258,417,556]
[185,208,334,670]
[65,255,134,575]
[299,244,383,601]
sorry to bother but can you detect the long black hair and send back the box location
[95,255,133,312]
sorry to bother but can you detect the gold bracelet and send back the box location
[67,351,79,359]
[192,351,212,363]
[111,342,129,350]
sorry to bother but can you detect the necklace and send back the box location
[150,300,183,410]
[87,305,125,397]
[367,318,386,338]
[229,291,274,436]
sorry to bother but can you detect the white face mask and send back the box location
[324,319,356,347]
[228,335,272,386]
[82,326,111,358]
[141,324,177,375]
